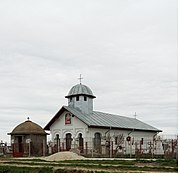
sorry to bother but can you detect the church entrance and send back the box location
[18,136,23,153]
[78,133,84,153]
[65,133,72,151]
[13,136,24,157]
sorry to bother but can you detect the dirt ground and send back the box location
[0,152,178,173]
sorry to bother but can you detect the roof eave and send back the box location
[65,94,96,98]
[44,106,66,130]
[8,132,48,135]
[88,125,162,133]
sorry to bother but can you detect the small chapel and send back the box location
[44,79,162,157]
[9,118,47,157]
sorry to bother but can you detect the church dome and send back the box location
[65,84,96,98]
[10,119,47,135]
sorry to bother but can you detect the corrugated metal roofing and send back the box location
[64,106,161,132]
[65,84,96,98]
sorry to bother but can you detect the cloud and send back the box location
[0,0,177,142]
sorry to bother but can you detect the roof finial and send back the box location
[78,74,83,84]
[134,112,137,119]
[27,117,30,121]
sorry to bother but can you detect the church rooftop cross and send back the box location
[78,74,83,84]
[134,112,137,119]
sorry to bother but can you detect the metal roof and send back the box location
[64,106,161,132]
[65,84,96,98]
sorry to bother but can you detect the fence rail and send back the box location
[0,135,178,159]
[47,135,178,159]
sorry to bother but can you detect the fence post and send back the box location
[152,141,154,159]
[29,142,31,157]
[130,140,132,158]
[43,140,46,156]
[92,138,94,157]
[110,141,113,158]
[62,142,64,151]
[58,139,60,152]
[85,142,88,155]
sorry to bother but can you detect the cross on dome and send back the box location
[78,74,83,84]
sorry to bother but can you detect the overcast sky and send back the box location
[0,0,177,142]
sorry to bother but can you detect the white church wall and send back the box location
[85,127,158,155]
[88,128,156,140]
[50,111,88,142]
[49,113,159,156]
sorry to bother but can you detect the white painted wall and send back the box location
[50,110,88,141]
[86,127,157,155]
[49,110,159,155]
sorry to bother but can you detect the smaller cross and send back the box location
[134,112,137,119]
[78,74,83,84]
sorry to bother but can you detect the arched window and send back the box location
[66,133,72,151]
[55,134,60,152]
[78,133,84,153]
[56,134,59,140]
[94,132,101,153]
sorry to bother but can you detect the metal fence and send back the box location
[0,135,177,159]
[0,142,46,157]
[47,135,178,159]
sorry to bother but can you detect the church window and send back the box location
[70,97,72,102]
[55,134,60,152]
[78,133,84,153]
[56,134,59,140]
[94,132,101,153]
[84,96,87,101]
[76,96,79,101]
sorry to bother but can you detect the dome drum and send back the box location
[65,83,95,114]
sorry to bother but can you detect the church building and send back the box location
[44,81,162,157]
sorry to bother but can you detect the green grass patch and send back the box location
[4,161,177,172]
[59,159,136,165]
[0,166,53,173]
[0,158,178,172]
[155,159,178,167]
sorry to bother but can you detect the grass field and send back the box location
[0,158,178,173]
